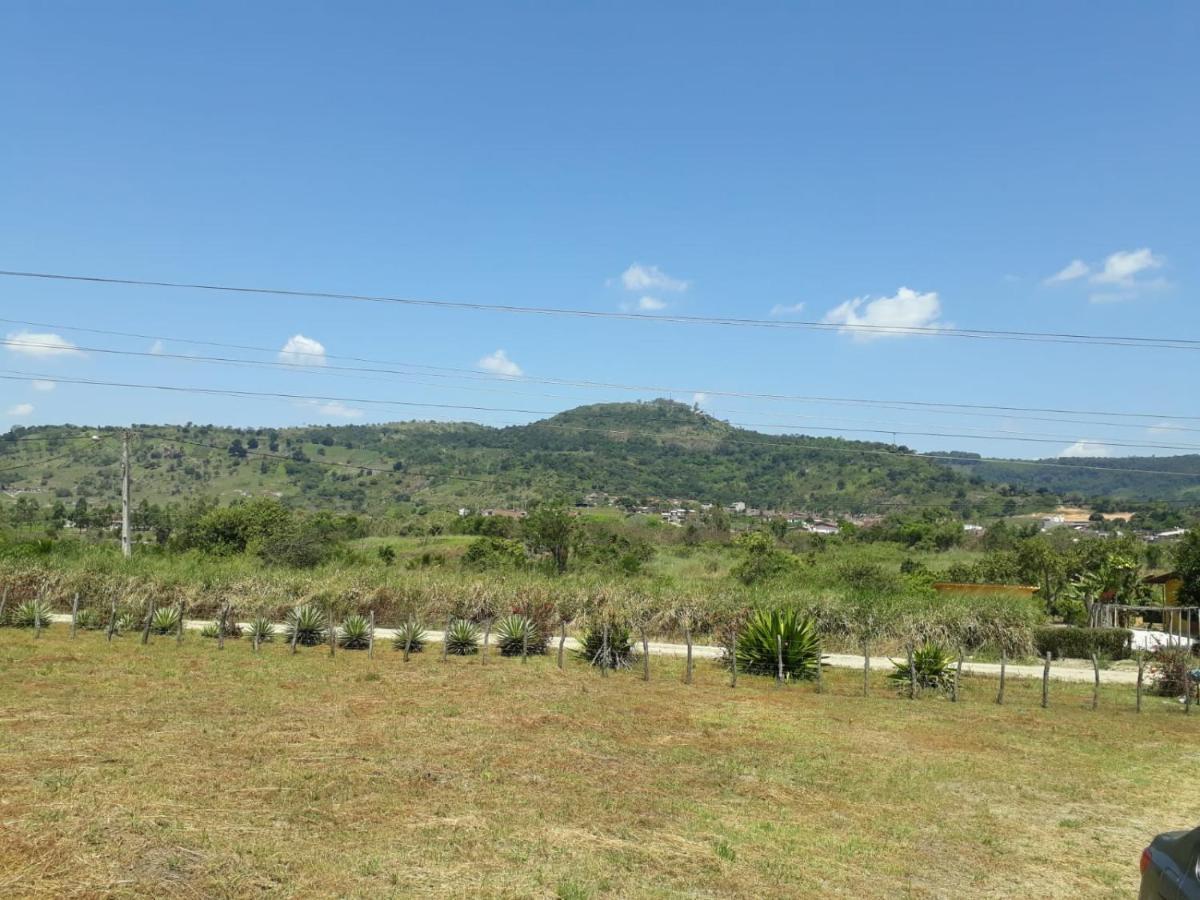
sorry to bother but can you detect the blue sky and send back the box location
[1,1,1197,460]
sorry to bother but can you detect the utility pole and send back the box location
[121,429,132,559]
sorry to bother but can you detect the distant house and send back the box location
[1149,528,1188,542]
[481,508,526,519]
[963,523,984,534]
[728,501,747,514]
[1143,572,1184,606]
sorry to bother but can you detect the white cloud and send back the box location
[30,380,55,392]
[278,334,327,366]
[7,403,34,417]
[1059,439,1113,458]
[477,349,523,377]
[149,340,165,355]
[4,330,82,358]
[770,303,806,317]
[1044,259,1090,284]
[313,400,363,420]
[691,392,708,407]
[1091,248,1163,286]
[821,287,945,340]
[619,263,688,293]
[621,295,668,312]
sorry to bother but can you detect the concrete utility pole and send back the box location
[121,429,132,559]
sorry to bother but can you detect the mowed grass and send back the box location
[1,631,1197,899]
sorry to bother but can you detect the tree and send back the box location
[730,531,794,585]
[1175,529,1200,606]
[522,501,574,574]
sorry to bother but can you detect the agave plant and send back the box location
[734,609,821,680]
[495,614,545,656]
[11,598,54,629]
[247,616,275,645]
[75,608,104,631]
[889,644,955,692]
[200,621,221,639]
[284,604,328,646]
[338,613,372,650]
[576,623,636,669]
[150,605,182,635]
[392,620,426,653]
[201,617,243,639]
[443,618,480,655]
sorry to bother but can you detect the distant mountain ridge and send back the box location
[2,399,1196,516]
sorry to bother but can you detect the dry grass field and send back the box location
[1,628,1197,898]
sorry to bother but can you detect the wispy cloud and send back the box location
[477,349,523,377]
[7,403,34,417]
[822,287,945,340]
[620,295,668,312]
[30,380,56,392]
[691,392,708,407]
[312,400,363,420]
[769,302,806,317]
[4,330,82,358]
[618,263,688,293]
[1091,248,1163,286]
[278,334,327,366]
[1059,439,1113,458]
[1044,259,1089,285]
[149,339,165,355]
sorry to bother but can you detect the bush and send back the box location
[247,616,275,644]
[75,608,104,631]
[576,623,635,669]
[1149,646,1198,697]
[889,644,955,692]
[284,604,328,646]
[10,598,53,629]
[495,614,546,656]
[201,618,243,639]
[733,608,821,680]
[1033,626,1132,661]
[338,613,372,650]
[150,606,181,635]
[444,619,479,655]
[392,620,426,653]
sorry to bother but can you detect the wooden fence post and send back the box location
[952,652,963,703]
[730,634,738,688]
[481,618,492,665]
[815,650,824,694]
[176,601,185,645]
[684,625,693,685]
[402,617,414,662]
[521,619,529,664]
[441,615,451,662]
[141,597,155,646]
[0,585,8,624]
[368,610,375,660]
[33,592,43,639]
[640,626,651,682]
[557,621,566,670]
[776,634,784,686]
[1091,653,1100,711]
[290,609,300,655]
[862,642,871,698]
[106,596,118,642]
[600,623,610,678]
[70,593,80,639]
[996,647,1007,705]
[906,642,917,700]
[328,611,336,658]
[1136,652,1145,713]
[1041,652,1051,708]
[217,602,228,651]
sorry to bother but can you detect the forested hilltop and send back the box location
[0,399,1191,520]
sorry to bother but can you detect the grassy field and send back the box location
[1,629,1196,898]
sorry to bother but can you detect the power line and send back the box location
[3,268,1200,350]
[4,317,1200,426]
[6,370,1200,479]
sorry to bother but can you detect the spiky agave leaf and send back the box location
[247,616,275,644]
[150,605,181,635]
[338,613,372,650]
[11,598,53,629]
[495,614,546,656]
[285,604,328,646]
[575,623,636,669]
[734,609,821,680]
[889,643,955,691]
[392,620,426,653]
[444,618,480,655]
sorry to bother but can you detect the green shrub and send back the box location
[247,616,275,644]
[11,598,53,629]
[75,608,104,631]
[284,604,328,646]
[150,606,181,635]
[576,624,635,669]
[444,619,479,655]
[495,614,546,656]
[201,617,243,639]
[734,608,821,680]
[392,620,426,653]
[1033,626,1131,661]
[338,613,372,650]
[889,644,955,691]
[1149,646,1198,697]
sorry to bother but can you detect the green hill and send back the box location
[0,399,1081,518]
